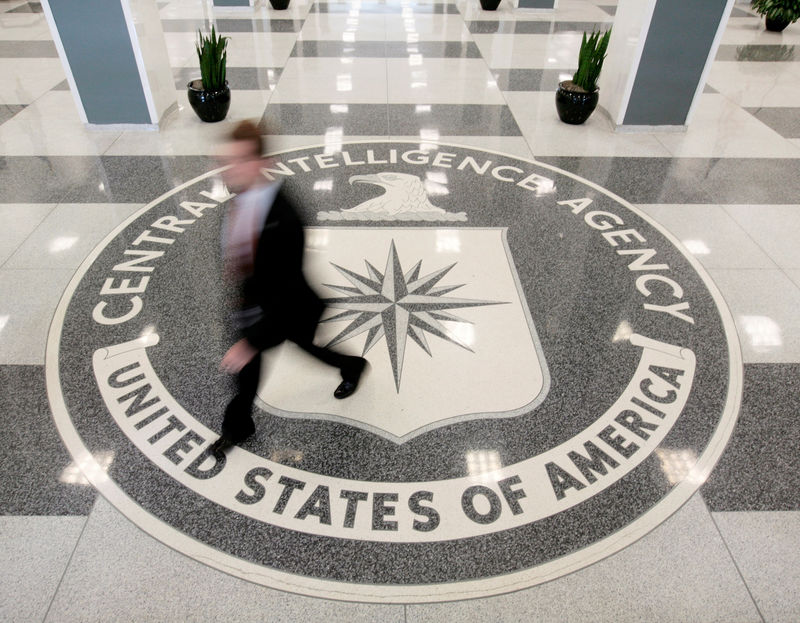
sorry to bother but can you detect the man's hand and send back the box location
[221,339,258,374]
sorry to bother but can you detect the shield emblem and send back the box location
[256,227,550,442]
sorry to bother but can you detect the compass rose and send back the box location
[321,240,505,391]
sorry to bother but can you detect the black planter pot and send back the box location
[187,80,231,123]
[270,0,290,9]
[480,0,501,9]
[765,16,790,32]
[555,80,599,125]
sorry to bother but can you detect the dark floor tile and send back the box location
[551,21,610,33]
[0,156,92,203]
[289,40,483,60]
[394,41,482,58]
[466,21,518,34]
[701,364,800,512]
[161,18,303,32]
[310,1,458,13]
[216,18,304,32]
[0,155,214,204]
[467,20,607,35]
[51,80,70,91]
[292,40,387,57]
[0,104,25,126]
[717,44,798,62]
[598,5,616,16]
[536,156,800,204]
[7,1,42,13]
[730,7,755,17]
[174,66,282,91]
[0,40,57,58]
[494,68,571,91]
[389,104,522,136]
[746,107,800,139]
[58,156,216,203]
[261,103,388,135]
[0,366,96,515]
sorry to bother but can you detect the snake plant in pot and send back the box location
[556,29,612,125]
[188,26,231,123]
[751,0,800,32]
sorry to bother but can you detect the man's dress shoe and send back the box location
[334,357,367,399]
[209,435,235,458]
[209,431,253,458]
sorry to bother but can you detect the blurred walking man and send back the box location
[210,121,366,457]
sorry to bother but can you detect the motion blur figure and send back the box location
[210,120,367,457]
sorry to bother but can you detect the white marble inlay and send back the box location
[261,228,548,440]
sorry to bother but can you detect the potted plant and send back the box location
[187,26,231,123]
[480,0,501,10]
[555,29,612,125]
[270,0,290,9]
[751,0,799,32]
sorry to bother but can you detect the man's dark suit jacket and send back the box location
[238,190,325,351]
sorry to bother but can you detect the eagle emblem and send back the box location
[317,172,467,221]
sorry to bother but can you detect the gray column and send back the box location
[42,0,176,127]
[600,0,734,129]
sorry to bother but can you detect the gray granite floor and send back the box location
[0,0,798,618]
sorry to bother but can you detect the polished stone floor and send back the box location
[1,0,799,620]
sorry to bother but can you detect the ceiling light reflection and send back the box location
[330,104,349,113]
[336,74,353,91]
[436,231,461,253]
[415,104,431,114]
[207,178,232,202]
[532,177,555,196]
[466,450,502,481]
[683,239,711,255]
[448,322,475,347]
[139,324,158,339]
[60,451,115,485]
[419,128,439,142]
[306,229,330,250]
[0,315,9,333]
[655,448,702,486]
[740,315,782,351]
[50,236,78,253]
[612,320,633,343]
[424,180,449,196]
[324,127,344,155]
[314,179,333,191]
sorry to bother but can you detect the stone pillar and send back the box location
[42,0,176,127]
[600,0,734,130]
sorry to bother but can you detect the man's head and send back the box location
[219,120,270,193]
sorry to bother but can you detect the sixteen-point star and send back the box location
[321,240,506,391]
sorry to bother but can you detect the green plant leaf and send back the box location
[196,24,229,91]
[572,28,611,92]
